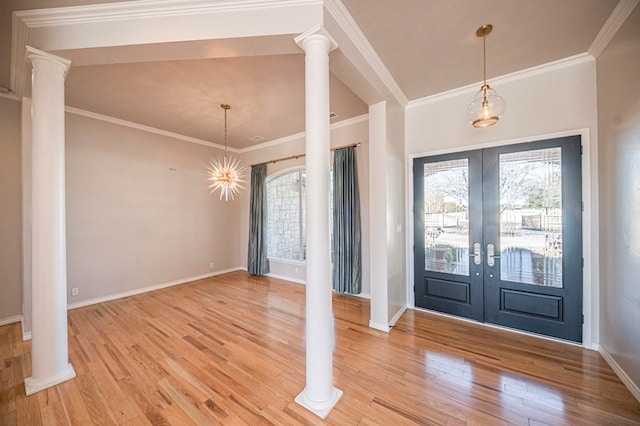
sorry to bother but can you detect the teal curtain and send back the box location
[247,164,269,275]
[332,147,362,294]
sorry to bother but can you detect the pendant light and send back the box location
[466,24,506,128]
[207,104,246,201]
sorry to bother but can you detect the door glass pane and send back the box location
[424,159,469,275]
[499,148,563,287]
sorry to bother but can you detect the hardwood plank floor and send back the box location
[1,271,639,425]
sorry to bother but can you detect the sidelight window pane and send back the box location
[423,159,469,276]
[499,148,563,287]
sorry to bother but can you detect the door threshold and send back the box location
[410,305,589,350]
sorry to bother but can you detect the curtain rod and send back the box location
[251,142,362,167]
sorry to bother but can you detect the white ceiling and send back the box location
[341,0,619,100]
[0,0,623,149]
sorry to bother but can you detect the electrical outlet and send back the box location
[209,262,214,269]
[71,288,79,296]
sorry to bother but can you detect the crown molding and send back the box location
[64,105,367,154]
[10,13,29,98]
[588,0,639,58]
[65,106,233,152]
[330,113,368,130]
[12,0,321,27]
[241,129,307,153]
[407,53,594,109]
[238,113,368,153]
[324,0,408,107]
[0,91,19,101]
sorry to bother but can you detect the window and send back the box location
[267,169,306,261]
[266,169,333,262]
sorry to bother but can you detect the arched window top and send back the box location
[267,166,305,183]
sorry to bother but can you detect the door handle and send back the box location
[470,242,481,265]
[487,243,500,267]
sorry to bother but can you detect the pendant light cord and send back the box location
[483,32,487,89]
[221,104,230,160]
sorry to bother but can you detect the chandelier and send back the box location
[207,104,246,201]
[466,24,506,128]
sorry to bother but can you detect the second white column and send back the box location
[294,29,342,419]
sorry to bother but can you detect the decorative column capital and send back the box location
[294,25,338,52]
[26,46,71,79]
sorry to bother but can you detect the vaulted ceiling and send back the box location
[0,0,622,149]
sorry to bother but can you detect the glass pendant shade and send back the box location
[467,24,506,128]
[466,84,506,128]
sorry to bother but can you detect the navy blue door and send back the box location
[414,136,583,342]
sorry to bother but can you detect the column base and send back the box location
[25,363,76,396]
[295,386,343,419]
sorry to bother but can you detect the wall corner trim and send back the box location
[599,344,640,403]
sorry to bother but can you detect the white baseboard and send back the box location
[345,291,370,300]
[599,345,640,403]
[389,305,408,327]
[21,317,31,341]
[266,272,306,285]
[264,273,372,301]
[66,267,243,310]
[369,320,390,332]
[0,315,22,327]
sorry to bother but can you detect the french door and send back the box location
[413,136,583,342]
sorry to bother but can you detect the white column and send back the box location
[24,46,76,396]
[294,27,342,419]
[368,102,390,331]
[21,97,33,341]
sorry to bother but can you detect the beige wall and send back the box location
[0,97,22,323]
[17,107,369,325]
[64,112,242,305]
[597,4,640,392]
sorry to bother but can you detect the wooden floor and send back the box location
[1,271,639,425]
